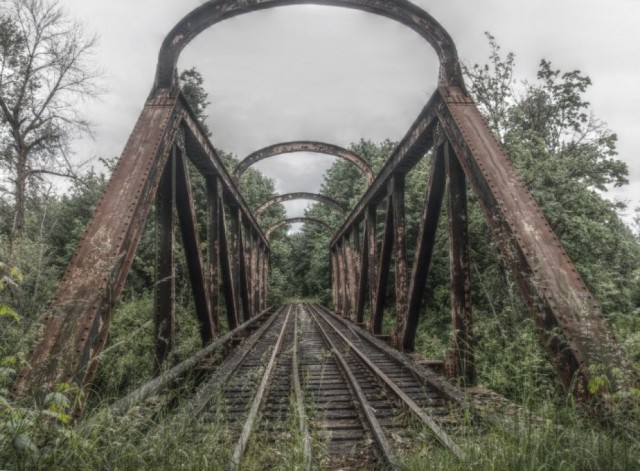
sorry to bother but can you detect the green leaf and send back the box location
[14,433,38,454]
[9,266,23,282]
[56,382,75,393]
[588,376,609,394]
[42,409,72,424]
[45,391,71,409]
[0,356,18,366]
[0,304,21,322]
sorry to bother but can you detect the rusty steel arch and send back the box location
[235,141,374,186]
[255,192,347,220]
[154,0,464,91]
[266,217,333,239]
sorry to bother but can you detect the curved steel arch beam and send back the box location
[235,141,374,185]
[265,217,333,239]
[256,192,347,220]
[154,0,463,91]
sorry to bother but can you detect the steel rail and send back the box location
[229,305,294,470]
[309,304,465,460]
[307,305,401,470]
[191,306,286,414]
[292,305,312,471]
[315,304,468,405]
[108,307,274,416]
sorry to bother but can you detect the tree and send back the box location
[464,36,640,357]
[179,67,210,136]
[0,0,99,239]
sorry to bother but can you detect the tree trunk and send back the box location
[12,148,27,240]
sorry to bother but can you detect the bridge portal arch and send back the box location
[235,141,374,185]
[154,0,463,91]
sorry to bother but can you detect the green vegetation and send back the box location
[0,0,638,465]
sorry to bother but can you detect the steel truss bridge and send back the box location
[13,0,638,466]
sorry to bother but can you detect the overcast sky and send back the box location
[62,0,640,226]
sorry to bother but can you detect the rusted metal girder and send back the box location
[390,175,409,349]
[234,141,374,186]
[342,237,355,320]
[255,192,347,220]
[207,175,221,332]
[445,143,475,385]
[365,206,377,323]
[265,217,333,240]
[154,149,176,371]
[218,185,239,330]
[14,89,270,403]
[370,198,394,334]
[14,90,183,397]
[180,105,268,248]
[401,145,446,352]
[354,225,368,324]
[439,87,637,401]
[330,93,442,250]
[175,146,216,344]
[330,249,342,315]
[334,82,638,407]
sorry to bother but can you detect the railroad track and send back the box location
[181,303,473,469]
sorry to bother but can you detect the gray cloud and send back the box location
[63,0,640,221]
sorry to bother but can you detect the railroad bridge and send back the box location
[13,0,638,468]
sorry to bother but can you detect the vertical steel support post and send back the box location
[366,205,377,326]
[207,174,221,332]
[251,234,260,316]
[371,198,394,334]
[336,243,345,316]
[235,212,251,322]
[391,175,409,348]
[331,249,339,312]
[345,231,358,321]
[262,246,269,309]
[154,150,176,370]
[338,241,348,317]
[245,227,254,317]
[446,142,475,384]
[230,207,244,321]
[218,197,239,330]
[355,221,368,324]
[175,146,215,345]
[401,145,447,351]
